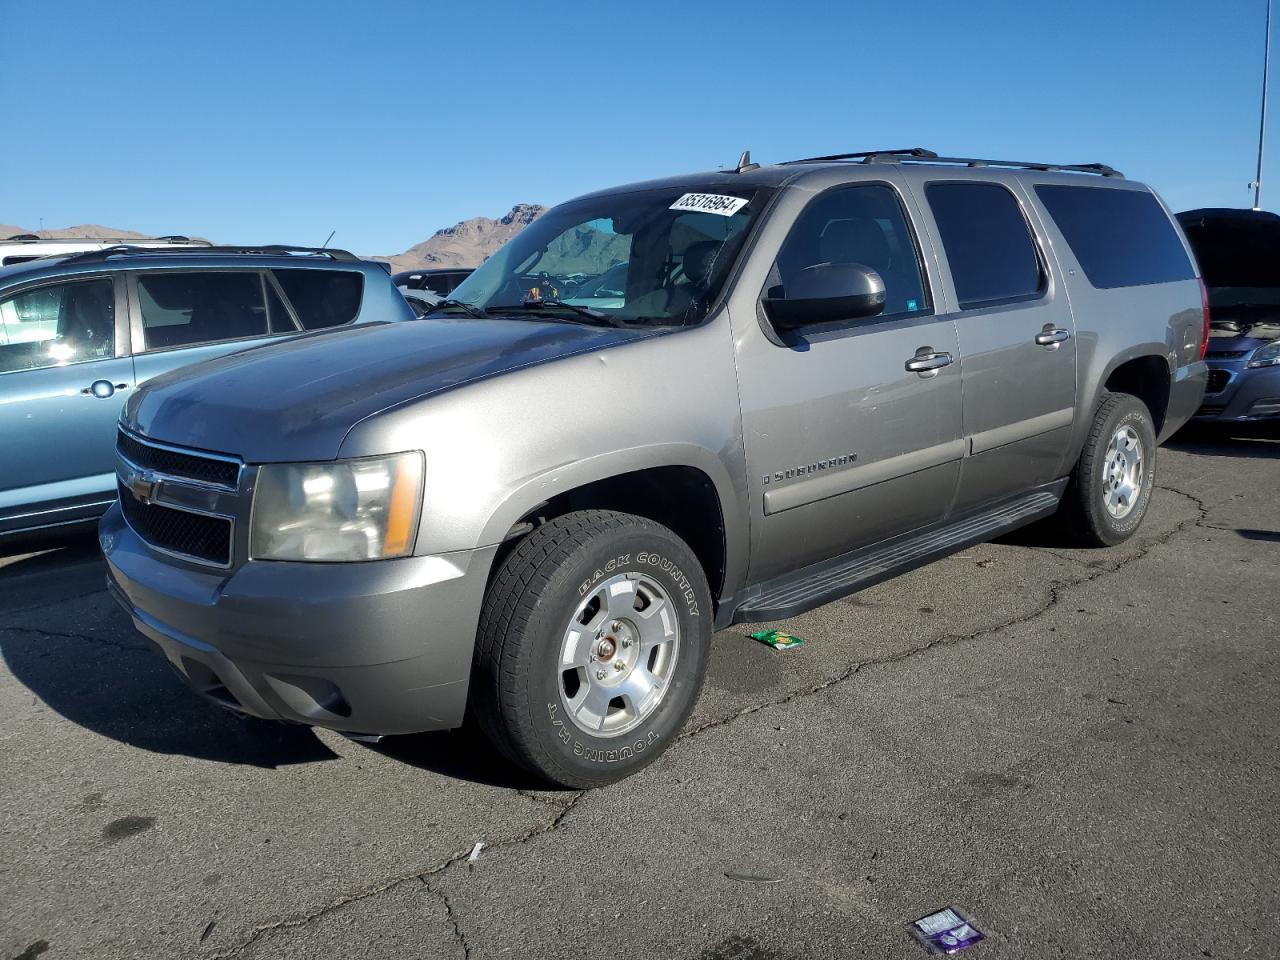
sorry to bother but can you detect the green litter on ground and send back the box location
[749,629,805,651]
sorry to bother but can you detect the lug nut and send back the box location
[621,638,632,648]
[614,660,626,672]
[596,669,607,680]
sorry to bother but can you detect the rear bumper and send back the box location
[1193,362,1280,422]
[1160,360,1209,441]
[100,502,497,734]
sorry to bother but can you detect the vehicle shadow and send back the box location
[1,536,340,769]
[1166,423,1280,459]
[370,726,556,790]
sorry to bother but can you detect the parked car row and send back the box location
[392,267,474,316]
[96,147,1211,787]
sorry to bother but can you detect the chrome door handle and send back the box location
[905,350,954,376]
[82,380,129,398]
[1035,328,1072,347]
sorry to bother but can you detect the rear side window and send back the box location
[1036,185,1195,289]
[925,182,1044,309]
[138,272,272,350]
[273,269,363,329]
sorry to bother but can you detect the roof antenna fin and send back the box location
[735,149,759,173]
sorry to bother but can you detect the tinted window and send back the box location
[139,272,271,349]
[274,269,363,329]
[0,278,115,373]
[1037,185,1195,289]
[771,183,929,317]
[926,182,1043,309]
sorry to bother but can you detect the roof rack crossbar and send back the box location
[782,149,1123,178]
[55,243,361,266]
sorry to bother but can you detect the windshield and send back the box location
[445,186,770,325]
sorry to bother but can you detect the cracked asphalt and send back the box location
[2,430,1277,960]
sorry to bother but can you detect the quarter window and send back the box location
[771,184,930,318]
[0,278,115,374]
[925,182,1044,309]
[138,272,273,349]
[273,269,363,329]
[1036,184,1195,289]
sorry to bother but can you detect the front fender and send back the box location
[476,442,748,598]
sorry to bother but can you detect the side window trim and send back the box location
[758,179,935,340]
[923,179,1051,313]
[264,270,304,332]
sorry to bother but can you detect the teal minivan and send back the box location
[0,245,413,537]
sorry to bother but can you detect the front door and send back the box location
[0,274,135,531]
[734,179,964,583]
[910,177,1077,511]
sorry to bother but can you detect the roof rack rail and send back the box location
[783,148,939,164]
[782,148,1123,178]
[56,243,362,266]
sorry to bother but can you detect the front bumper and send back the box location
[1193,361,1280,422]
[100,503,497,735]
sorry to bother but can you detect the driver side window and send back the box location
[0,278,116,375]
[771,184,930,318]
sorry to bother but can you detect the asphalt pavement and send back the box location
[1,429,1277,960]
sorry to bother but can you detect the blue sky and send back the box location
[0,0,1272,256]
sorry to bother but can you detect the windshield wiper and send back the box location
[427,298,489,319]
[487,300,626,328]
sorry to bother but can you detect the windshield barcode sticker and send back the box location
[669,193,750,216]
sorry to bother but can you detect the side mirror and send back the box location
[763,262,886,330]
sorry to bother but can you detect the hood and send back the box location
[125,317,654,462]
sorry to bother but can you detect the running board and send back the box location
[728,485,1064,625]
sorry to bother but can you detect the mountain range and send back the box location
[3,207,547,271]
[378,204,546,272]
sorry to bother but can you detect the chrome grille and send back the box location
[115,430,241,567]
[118,482,232,565]
[117,429,239,488]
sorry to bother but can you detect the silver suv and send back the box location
[101,149,1208,787]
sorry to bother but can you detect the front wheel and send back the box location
[1057,392,1158,546]
[470,510,712,788]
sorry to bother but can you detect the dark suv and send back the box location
[1178,208,1280,424]
[1,245,413,537]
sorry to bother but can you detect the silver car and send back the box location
[1,246,413,538]
[102,149,1207,787]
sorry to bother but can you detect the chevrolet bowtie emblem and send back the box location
[128,470,161,505]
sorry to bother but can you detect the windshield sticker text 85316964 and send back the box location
[669,193,749,217]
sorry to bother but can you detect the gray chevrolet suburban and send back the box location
[101,148,1208,787]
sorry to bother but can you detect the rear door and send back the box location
[0,273,135,530]
[735,177,964,582]
[128,269,301,389]
[908,177,1077,510]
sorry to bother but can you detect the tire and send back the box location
[470,510,712,788]
[1057,392,1158,546]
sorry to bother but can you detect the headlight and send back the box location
[251,452,423,562]
[1248,340,1280,368]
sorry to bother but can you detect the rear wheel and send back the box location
[1057,392,1157,546]
[470,510,712,788]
